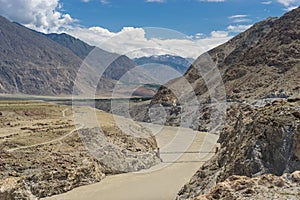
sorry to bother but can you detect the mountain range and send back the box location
[0,16,159,97]
[134,54,193,75]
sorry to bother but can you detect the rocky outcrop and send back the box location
[79,127,160,174]
[177,99,300,199]
[194,171,300,200]
[0,147,106,200]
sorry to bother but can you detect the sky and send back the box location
[0,0,299,58]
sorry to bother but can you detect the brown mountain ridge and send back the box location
[152,7,300,106]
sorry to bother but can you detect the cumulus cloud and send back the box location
[0,0,74,33]
[65,26,232,59]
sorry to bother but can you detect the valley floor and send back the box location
[0,100,218,200]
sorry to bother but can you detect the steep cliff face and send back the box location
[177,98,300,199]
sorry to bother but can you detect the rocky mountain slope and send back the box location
[151,7,300,107]
[46,33,95,60]
[0,16,83,95]
[0,16,185,97]
[0,16,141,96]
[146,7,300,134]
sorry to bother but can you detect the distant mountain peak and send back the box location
[134,54,194,75]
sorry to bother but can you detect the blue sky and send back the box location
[0,0,299,58]
[61,0,290,36]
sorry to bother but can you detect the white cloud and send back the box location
[66,26,232,59]
[210,31,229,38]
[0,0,75,33]
[229,15,249,19]
[261,1,272,4]
[194,33,205,39]
[229,14,252,23]
[227,24,252,33]
[81,0,90,2]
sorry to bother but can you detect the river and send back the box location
[43,123,218,200]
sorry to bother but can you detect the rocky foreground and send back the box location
[194,171,300,200]
[177,97,300,199]
[0,101,160,199]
